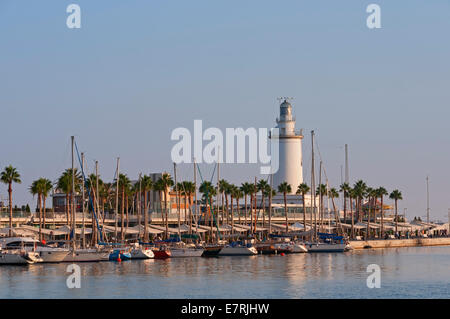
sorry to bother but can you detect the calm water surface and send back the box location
[1,246,449,298]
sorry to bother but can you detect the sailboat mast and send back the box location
[193,159,197,235]
[174,162,180,238]
[217,147,220,228]
[319,161,323,232]
[426,176,430,224]
[81,152,85,249]
[311,131,317,242]
[138,173,142,239]
[71,136,76,250]
[114,157,120,242]
[94,160,99,245]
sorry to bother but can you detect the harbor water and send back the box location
[0,246,449,298]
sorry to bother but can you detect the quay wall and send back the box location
[349,237,450,249]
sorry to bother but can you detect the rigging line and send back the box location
[196,164,222,239]
[74,141,104,243]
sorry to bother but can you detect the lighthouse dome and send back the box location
[280,100,292,117]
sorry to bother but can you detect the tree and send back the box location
[376,187,388,238]
[257,179,269,226]
[199,180,216,241]
[1,165,21,236]
[240,182,252,225]
[353,180,367,223]
[219,179,229,225]
[159,173,174,239]
[56,168,81,234]
[339,182,351,222]
[389,190,403,235]
[118,173,131,241]
[141,175,153,241]
[316,184,327,228]
[40,178,53,233]
[296,183,310,232]
[30,179,43,240]
[278,182,292,233]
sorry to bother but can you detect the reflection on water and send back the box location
[0,246,449,298]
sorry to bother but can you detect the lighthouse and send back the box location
[271,99,303,193]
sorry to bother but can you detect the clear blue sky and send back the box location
[1,1,450,221]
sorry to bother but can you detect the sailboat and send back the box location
[62,136,112,262]
[306,131,346,253]
[0,249,42,265]
[0,237,69,263]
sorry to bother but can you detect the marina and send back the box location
[0,246,449,299]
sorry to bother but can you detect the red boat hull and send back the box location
[152,249,171,259]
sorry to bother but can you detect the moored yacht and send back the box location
[0,237,69,263]
[62,248,111,262]
[218,242,258,256]
[0,249,42,265]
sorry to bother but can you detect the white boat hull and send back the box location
[219,246,258,256]
[130,248,155,259]
[306,243,346,253]
[0,251,39,264]
[170,248,204,258]
[63,249,110,262]
[36,249,70,263]
[291,243,308,253]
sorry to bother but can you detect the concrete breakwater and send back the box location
[349,237,450,249]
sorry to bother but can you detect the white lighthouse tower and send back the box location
[271,99,303,193]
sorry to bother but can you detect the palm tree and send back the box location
[339,182,351,222]
[389,189,403,235]
[1,166,21,236]
[199,180,216,241]
[234,188,243,225]
[257,179,269,226]
[365,186,374,239]
[153,178,165,225]
[296,183,310,232]
[348,187,355,239]
[328,187,340,227]
[240,182,252,225]
[316,184,327,228]
[278,182,292,233]
[224,183,232,225]
[29,179,42,240]
[40,178,53,232]
[353,180,367,223]
[159,173,174,239]
[118,173,131,241]
[248,183,257,233]
[183,181,196,234]
[219,179,229,225]
[376,187,388,238]
[141,175,153,241]
[56,168,81,233]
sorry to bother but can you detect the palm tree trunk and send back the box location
[284,192,288,233]
[395,200,398,235]
[244,195,248,225]
[121,188,125,242]
[237,198,241,224]
[350,196,354,239]
[302,193,306,235]
[164,190,168,239]
[38,193,42,241]
[43,195,47,231]
[380,196,384,238]
[8,183,13,236]
[144,190,148,241]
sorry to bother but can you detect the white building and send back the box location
[270,99,303,194]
